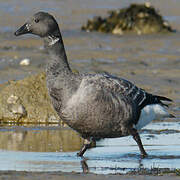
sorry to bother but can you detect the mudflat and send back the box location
[0,171,179,180]
[0,0,179,177]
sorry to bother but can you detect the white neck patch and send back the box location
[48,35,60,46]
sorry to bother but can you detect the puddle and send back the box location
[0,122,180,174]
[0,127,83,152]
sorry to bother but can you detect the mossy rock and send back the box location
[0,72,60,125]
[82,3,174,35]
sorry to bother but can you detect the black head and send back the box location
[14,12,59,38]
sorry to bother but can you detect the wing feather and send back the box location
[101,72,172,110]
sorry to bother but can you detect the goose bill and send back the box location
[14,23,31,36]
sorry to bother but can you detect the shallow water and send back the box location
[0,0,180,175]
[0,122,179,174]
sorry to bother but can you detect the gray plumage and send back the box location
[14,12,173,157]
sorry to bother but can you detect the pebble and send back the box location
[14,56,18,59]
[48,115,58,122]
[39,46,44,50]
[10,104,27,116]
[112,27,123,35]
[20,58,30,66]
[7,95,18,104]
[145,2,151,8]
[7,95,27,116]
[163,21,170,27]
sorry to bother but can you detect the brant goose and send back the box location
[14,12,174,157]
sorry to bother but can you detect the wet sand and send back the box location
[0,0,180,178]
[0,171,180,180]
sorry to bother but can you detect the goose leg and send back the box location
[77,138,92,157]
[81,158,89,173]
[129,128,147,158]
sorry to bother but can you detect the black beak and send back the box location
[14,23,30,36]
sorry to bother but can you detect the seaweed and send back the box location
[82,3,175,35]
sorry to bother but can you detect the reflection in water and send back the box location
[81,159,89,173]
[0,127,83,152]
[0,123,180,174]
[80,157,146,174]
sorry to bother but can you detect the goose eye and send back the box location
[34,19,39,23]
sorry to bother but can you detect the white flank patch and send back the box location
[135,104,170,130]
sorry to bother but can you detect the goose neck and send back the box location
[44,34,72,76]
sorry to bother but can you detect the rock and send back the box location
[112,26,123,35]
[82,3,175,35]
[8,104,27,119]
[7,95,19,104]
[145,2,151,8]
[0,72,60,124]
[10,104,26,115]
[7,94,27,119]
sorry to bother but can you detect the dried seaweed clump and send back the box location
[82,3,174,35]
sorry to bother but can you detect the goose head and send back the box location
[14,12,59,38]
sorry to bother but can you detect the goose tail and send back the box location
[154,95,175,118]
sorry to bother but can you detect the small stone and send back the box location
[152,70,158,74]
[39,46,44,50]
[7,95,18,104]
[163,21,169,27]
[14,55,18,59]
[112,27,123,35]
[137,12,148,18]
[145,2,151,8]
[48,115,58,122]
[137,30,142,35]
[20,58,30,66]
[11,104,26,116]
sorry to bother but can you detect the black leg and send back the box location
[81,158,89,173]
[129,128,148,158]
[77,138,92,157]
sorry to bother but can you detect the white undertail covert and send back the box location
[135,104,171,130]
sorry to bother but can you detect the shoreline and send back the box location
[0,170,179,180]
